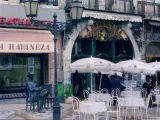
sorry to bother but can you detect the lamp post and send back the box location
[23,0,83,120]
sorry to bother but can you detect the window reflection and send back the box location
[137,0,160,17]
[0,55,41,87]
[82,0,134,13]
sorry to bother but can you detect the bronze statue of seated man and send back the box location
[26,73,48,113]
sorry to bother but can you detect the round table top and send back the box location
[79,101,107,114]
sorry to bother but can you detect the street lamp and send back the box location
[24,0,39,18]
[24,0,84,120]
[70,0,83,20]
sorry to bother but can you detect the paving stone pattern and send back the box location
[64,108,160,120]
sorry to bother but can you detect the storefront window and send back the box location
[145,4,154,16]
[138,0,160,17]
[0,55,41,87]
[81,0,134,12]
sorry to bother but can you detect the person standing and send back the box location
[73,70,80,96]
[95,72,101,91]
[110,74,121,91]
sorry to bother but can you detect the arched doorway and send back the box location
[71,21,134,98]
[63,21,141,95]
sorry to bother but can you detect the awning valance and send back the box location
[82,10,142,23]
[0,28,54,53]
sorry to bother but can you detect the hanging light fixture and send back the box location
[24,0,39,18]
[70,0,84,20]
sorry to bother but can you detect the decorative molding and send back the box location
[79,21,128,41]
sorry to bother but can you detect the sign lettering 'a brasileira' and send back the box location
[0,42,54,53]
[82,10,142,22]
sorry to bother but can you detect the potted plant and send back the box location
[64,84,73,104]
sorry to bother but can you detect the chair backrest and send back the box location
[145,94,151,107]
[121,91,132,97]
[150,92,155,103]
[93,90,99,93]
[125,87,131,91]
[72,96,80,111]
[44,83,52,96]
[111,88,120,97]
[83,90,89,99]
[141,88,147,98]
[108,98,120,111]
[101,88,109,93]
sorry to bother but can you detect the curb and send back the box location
[15,104,73,120]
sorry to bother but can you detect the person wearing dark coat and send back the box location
[73,70,80,96]
[142,77,156,107]
[142,77,152,97]
[95,72,101,91]
[101,75,111,93]
[110,75,121,91]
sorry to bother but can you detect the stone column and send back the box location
[122,23,141,61]
[63,20,94,89]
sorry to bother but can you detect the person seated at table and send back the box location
[142,77,152,97]
[101,75,111,93]
[118,76,126,92]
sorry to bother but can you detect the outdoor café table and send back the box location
[118,97,145,108]
[118,97,145,119]
[121,91,141,98]
[155,94,160,102]
[79,101,107,120]
[89,93,111,102]
[154,94,160,113]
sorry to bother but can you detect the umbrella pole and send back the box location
[131,73,133,92]
[99,74,102,92]
[156,72,158,89]
[91,72,92,93]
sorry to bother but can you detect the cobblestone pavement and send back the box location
[7,115,24,120]
[64,108,160,120]
[0,98,72,120]
[0,98,160,120]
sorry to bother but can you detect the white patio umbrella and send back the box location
[69,56,119,93]
[148,61,160,71]
[116,60,156,75]
[148,61,160,88]
[116,60,156,91]
[69,57,118,73]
